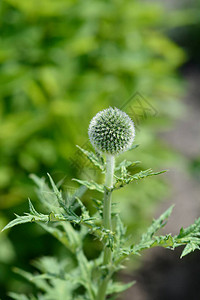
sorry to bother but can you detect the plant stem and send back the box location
[96,155,115,300]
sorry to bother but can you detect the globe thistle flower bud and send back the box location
[88,107,135,155]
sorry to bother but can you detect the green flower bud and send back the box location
[88,107,135,155]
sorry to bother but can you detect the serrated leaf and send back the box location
[1,215,41,232]
[9,293,27,300]
[39,223,74,251]
[9,293,32,300]
[115,207,200,266]
[47,173,63,204]
[115,160,140,171]
[13,267,50,291]
[76,145,105,172]
[13,262,78,299]
[115,215,127,249]
[153,234,174,248]
[72,179,104,193]
[69,185,88,203]
[32,256,67,275]
[30,174,61,212]
[76,250,91,281]
[128,169,167,182]
[181,242,200,258]
[1,206,77,232]
[141,205,174,242]
[177,220,200,239]
[28,199,41,217]
[76,250,96,300]
[114,169,167,190]
[107,281,135,295]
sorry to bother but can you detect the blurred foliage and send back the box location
[0,0,188,298]
[166,0,200,66]
[190,157,200,181]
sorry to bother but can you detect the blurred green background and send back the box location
[0,0,200,299]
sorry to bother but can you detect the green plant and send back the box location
[2,108,200,300]
[0,1,187,294]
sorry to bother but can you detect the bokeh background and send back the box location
[0,0,200,299]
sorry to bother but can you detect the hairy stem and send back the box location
[97,155,115,300]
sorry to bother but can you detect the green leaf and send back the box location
[28,198,41,217]
[1,215,37,232]
[151,234,175,249]
[107,280,135,295]
[38,223,74,251]
[181,243,200,258]
[177,221,200,239]
[9,293,28,300]
[114,215,127,250]
[115,207,200,266]
[72,179,104,193]
[9,293,33,300]
[30,174,61,212]
[76,250,96,300]
[69,185,88,204]
[1,199,81,232]
[13,267,50,291]
[1,211,70,232]
[76,145,105,172]
[13,262,78,299]
[47,173,63,204]
[176,217,200,257]
[115,160,140,171]
[114,168,167,190]
[141,205,174,242]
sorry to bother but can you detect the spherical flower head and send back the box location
[88,107,135,155]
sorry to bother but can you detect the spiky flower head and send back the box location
[88,107,135,155]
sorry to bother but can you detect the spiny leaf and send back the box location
[76,145,105,172]
[1,199,80,232]
[177,218,200,239]
[72,178,104,193]
[1,215,37,232]
[69,185,88,204]
[114,168,167,189]
[107,280,136,295]
[181,243,200,258]
[175,217,200,257]
[30,174,61,211]
[115,160,140,171]
[32,256,67,276]
[28,198,41,217]
[75,197,90,219]
[114,215,127,249]
[153,234,174,248]
[76,250,96,300]
[13,267,49,291]
[141,205,174,242]
[1,211,70,232]
[2,199,103,246]
[114,208,200,266]
[76,250,91,281]
[38,223,74,251]
[9,293,33,300]
[47,173,63,204]
[12,264,78,299]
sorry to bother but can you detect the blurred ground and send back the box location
[120,66,200,300]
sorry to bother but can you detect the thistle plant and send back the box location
[2,108,200,300]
